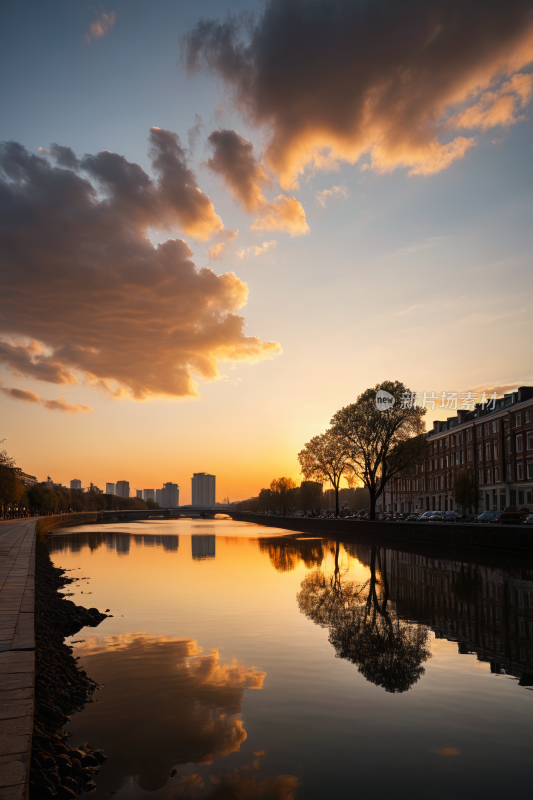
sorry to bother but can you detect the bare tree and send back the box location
[298,429,352,516]
[331,381,426,520]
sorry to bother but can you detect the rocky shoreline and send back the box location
[30,537,109,798]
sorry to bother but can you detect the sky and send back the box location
[1,0,532,503]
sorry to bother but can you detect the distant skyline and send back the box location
[1,0,532,504]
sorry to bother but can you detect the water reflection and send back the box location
[297,542,432,692]
[72,633,267,794]
[192,535,216,560]
[258,537,327,572]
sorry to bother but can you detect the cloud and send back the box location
[0,134,281,400]
[207,128,308,235]
[207,129,269,212]
[187,113,204,153]
[236,240,276,258]
[183,0,533,188]
[86,6,116,43]
[208,242,227,260]
[251,196,308,236]
[316,184,349,208]
[65,634,266,792]
[0,386,94,413]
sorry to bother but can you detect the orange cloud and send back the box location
[207,129,308,234]
[236,240,276,259]
[0,135,280,400]
[0,386,94,413]
[208,242,227,260]
[316,184,349,208]
[447,73,533,131]
[85,6,116,43]
[183,1,533,187]
[251,196,308,236]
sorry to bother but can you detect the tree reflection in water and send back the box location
[297,542,431,693]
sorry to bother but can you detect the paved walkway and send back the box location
[0,520,36,800]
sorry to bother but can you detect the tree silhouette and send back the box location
[297,543,431,693]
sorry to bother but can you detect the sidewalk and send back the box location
[0,520,36,800]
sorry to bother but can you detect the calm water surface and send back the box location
[49,519,533,799]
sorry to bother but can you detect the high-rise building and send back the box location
[143,489,155,502]
[155,488,162,505]
[116,481,130,498]
[70,479,82,490]
[191,473,215,506]
[106,483,115,495]
[136,490,142,499]
[161,482,179,507]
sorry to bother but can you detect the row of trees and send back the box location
[237,477,370,515]
[298,381,428,518]
[0,440,159,518]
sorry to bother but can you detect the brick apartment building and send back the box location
[378,386,533,514]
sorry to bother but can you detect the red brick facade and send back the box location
[379,386,533,514]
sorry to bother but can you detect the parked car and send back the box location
[488,512,504,524]
[405,513,420,521]
[523,513,533,525]
[476,510,499,523]
[499,507,529,525]
[442,510,461,522]
[419,511,436,521]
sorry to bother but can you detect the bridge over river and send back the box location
[96,507,228,523]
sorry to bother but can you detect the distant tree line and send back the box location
[236,477,370,515]
[0,440,159,518]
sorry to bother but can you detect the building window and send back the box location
[525,409,531,424]
[527,461,533,480]
[484,423,489,435]
[495,465,501,483]
[506,463,513,481]
[515,413,522,427]
[517,434,523,453]
[492,420,498,433]
[429,477,432,491]
[445,456,449,468]
[440,458,444,468]
[485,442,491,460]
[477,426,482,438]
[459,432,463,445]
[487,467,492,484]
[445,436,449,447]
[451,453,455,466]
[494,440,499,459]
[467,429,472,442]
[478,444,482,461]
[527,433,533,450]
[504,417,509,430]
[478,469,483,485]
[517,462,523,480]
[506,436,511,455]
[467,445,472,462]
[461,450,465,465]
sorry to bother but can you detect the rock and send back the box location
[57,785,77,799]
[62,776,78,793]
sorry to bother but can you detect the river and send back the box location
[48,518,533,799]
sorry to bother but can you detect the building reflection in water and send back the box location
[48,532,179,555]
[192,535,216,560]
[260,536,533,692]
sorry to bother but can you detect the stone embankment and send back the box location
[230,513,533,553]
[0,514,108,800]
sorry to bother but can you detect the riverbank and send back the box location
[230,513,533,553]
[0,516,108,799]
